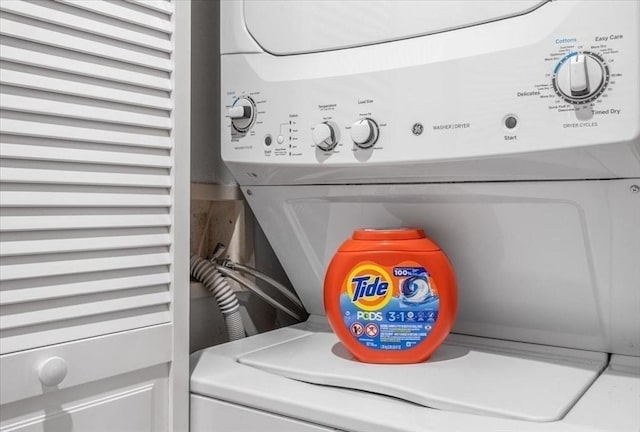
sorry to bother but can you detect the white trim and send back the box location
[169,0,191,430]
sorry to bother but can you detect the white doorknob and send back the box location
[38,356,68,387]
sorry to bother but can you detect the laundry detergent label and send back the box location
[340,261,439,350]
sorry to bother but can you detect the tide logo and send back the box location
[346,264,394,311]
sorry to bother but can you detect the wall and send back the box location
[191,0,234,185]
[189,0,299,353]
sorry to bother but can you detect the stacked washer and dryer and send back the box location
[191,1,640,431]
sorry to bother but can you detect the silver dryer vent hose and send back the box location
[190,254,246,341]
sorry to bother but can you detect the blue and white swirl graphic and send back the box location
[400,275,436,306]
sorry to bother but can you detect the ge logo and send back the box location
[411,123,424,136]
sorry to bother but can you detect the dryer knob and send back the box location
[312,122,339,151]
[553,52,607,104]
[350,118,379,149]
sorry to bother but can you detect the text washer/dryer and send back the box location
[191,1,640,431]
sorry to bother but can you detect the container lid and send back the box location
[352,228,425,241]
[340,228,441,252]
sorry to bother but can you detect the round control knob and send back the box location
[312,121,339,151]
[227,97,256,132]
[350,118,379,149]
[552,52,609,105]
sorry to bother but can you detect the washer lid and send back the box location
[238,332,607,422]
[244,1,548,55]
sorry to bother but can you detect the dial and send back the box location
[227,97,256,132]
[350,118,379,149]
[312,121,339,151]
[552,52,609,105]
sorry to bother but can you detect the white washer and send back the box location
[191,1,640,431]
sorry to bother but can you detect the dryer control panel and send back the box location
[221,0,640,185]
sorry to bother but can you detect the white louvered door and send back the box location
[0,1,189,431]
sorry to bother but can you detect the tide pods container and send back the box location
[324,228,457,364]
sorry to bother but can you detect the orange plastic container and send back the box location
[324,228,457,364]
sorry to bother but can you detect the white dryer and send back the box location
[191,1,640,431]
